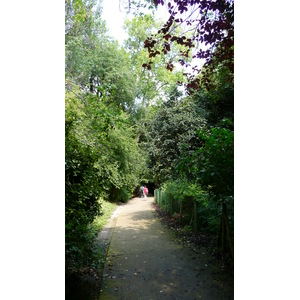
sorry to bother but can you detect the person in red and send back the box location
[143,186,148,199]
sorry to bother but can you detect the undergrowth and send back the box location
[66,199,117,300]
[92,200,117,232]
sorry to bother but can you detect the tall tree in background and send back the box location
[65,0,148,277]
[126,0,234,91]
[146,89,207,186]
[124,14,186,109]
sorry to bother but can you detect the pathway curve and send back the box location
[99,197,233,300]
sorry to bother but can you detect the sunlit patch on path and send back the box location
[99,197,233,300]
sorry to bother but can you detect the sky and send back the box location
[101,0,205,75]
[101,0,169,45]
[102,0,127,44]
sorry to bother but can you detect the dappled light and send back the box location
[65,1,234,299]
[99,197,233,299]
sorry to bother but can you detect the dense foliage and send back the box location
[146,75,233,233]
[65,0,148,275]
[65,0,234,284]
[146,88,206,184]
[126,0,233,91]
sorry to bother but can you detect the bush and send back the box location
[159,179,233,234]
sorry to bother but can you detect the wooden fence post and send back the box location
[194,200,198,233]
[179,201,183,224]
[217,214,223,247]
[218,203,234,259]
[222,203,234,259]
[221,213,226,252]
[159,190,161,207]
[165,191,167,210]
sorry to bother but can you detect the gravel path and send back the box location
[99,197,233,300]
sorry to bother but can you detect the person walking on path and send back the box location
[143,186,148,199]
[140,184,144,198]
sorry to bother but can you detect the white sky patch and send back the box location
[102,0,128,44]
[101,0,170,45]
[101,0,205,86]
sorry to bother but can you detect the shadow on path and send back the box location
[99,197,233,300]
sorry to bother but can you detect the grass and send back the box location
[66,199,118,300]
[92,199,117,232]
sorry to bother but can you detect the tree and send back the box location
[177,125,233,199]
[146,90,206,185]
[126,0,234,91]
[124,14,186,109]
[192,65,234,128]
[65,0,148,277]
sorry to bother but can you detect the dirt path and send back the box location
[99,197,233,300]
